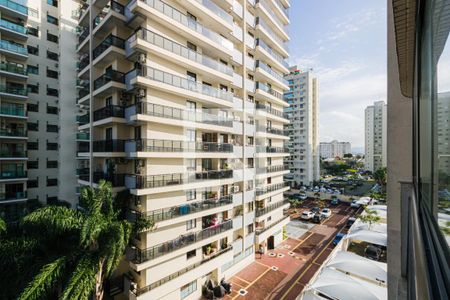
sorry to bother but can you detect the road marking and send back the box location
[234,276,250,285]
[255,260,271,268]
[279,263,314,300]
[232,267,271,300]
[313,237,336,264]
[292,232,314,251]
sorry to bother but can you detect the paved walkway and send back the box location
[222,201,362,300]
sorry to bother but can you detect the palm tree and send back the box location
[18,180,153,300]
[0,217,5,234]
[359,208,381,230]
[373,167,387,192]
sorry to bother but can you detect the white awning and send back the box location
[346,230,387,246]
[351,219,387,234]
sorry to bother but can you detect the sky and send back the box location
[288,0,387,151]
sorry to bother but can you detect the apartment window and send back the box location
[47,161,57,168]
[186,249,196,260]
[186,189,196,201]
[27,84,39,94]
[47,178,57,186]
[47,50,58,61]
[27,122,38,131]
[27,103,39,112]
[247,224,254,233]
[47,142,58,150]
[47,32,58,43]
[180,280,197,299]
[46,124,58,133]
[27,161,38,169]
[47,87,58,97]
[27,180,38,188]
[27,45,39,55]
[47,15,58,25]
[186,219,196,230]
[47,106,58,114]
[186,158,196,172]
[27,65,39,75]
[27,26,38,37]
[47,0,58,7]
[47,69,58,79]
[27,142,38,150]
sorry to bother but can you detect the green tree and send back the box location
[359,208,382,230]
[17,180,153,300]
[373,167,387,191]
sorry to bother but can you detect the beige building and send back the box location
[75,0,291,299]
[319,140,351,159]
[0,0,78,221]
[364,100,387,172]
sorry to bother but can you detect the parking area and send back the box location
[223,200,363,300]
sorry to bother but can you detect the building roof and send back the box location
[346,229,388,246]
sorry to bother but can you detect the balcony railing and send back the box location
[256,164,289,174]
[93,70,125,90]
[128,102,234,127]
[78,27,89,45]
[76,114,89,125]
[78,86,89,100]
[78,55,89,71]
[256,0,288,34]
[0,169,26,179]
[129,0,233,50]
[274,0,289,18]
[0,191,27,202]
[131,246,232,296]
[256,182,289,196]
[256,200,289,217]
[93,0,125,29]
[127,28,233,76]
[255,38,288,68]
[255,60,289,86]
[255,17,288,52]
[0,146,26,158]
[0,84,27,96]
[93,105,125,121]
[194,0,232,24]
[256,125,288,137]
[255,104,286,118]
[126,169,233,189]
[0,128,26,137]
[0,18,27,34]
[126,139,233,153]
[0,39,27,55]
[0,103,25,117]
[0,62,26,76]
[93,34,125,59]
[129,194,232,223]
[131,219,232,263]
[0,0,36,16]
[93,139,125,152]
[255,146,290,153]
[256,82,286,103]
[92,172,125,187]
[76,132,89,140]
[127,66,233,102]
[255,214,290,235]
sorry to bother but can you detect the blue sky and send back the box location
[288,0,387,150]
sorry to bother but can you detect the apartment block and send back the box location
[438,92,450,175]
[319,140,351,159]
[74,0,290,299]
[284,67,319,187]
[364,100,387,172]
[0,0,78,221]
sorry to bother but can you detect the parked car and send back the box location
[312,213,326,223]
[301,211,314,220]
[364,245,382,261]
[346,217,356,228]
[321,208,331,218]
[294,193,308,200]
[350,200,361,208]
[332,233,345,246]
[311,207,320,214]
[330,197,340,205]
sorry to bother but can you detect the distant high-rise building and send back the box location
[0,0,78,221]
[284,67,319,187]
[364,100,387,172]
[319,140,352,159]
[438,92,450,174]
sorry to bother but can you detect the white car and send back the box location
[321,208,332,218]
[301,211,314,220]
[350,200,361,208]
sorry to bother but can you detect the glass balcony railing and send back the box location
[130,0,233,51]
[0,19,27,34]
[255,214,289,235]
[0,62,26,75]
[93,34,125,59]
[256,82,286,102]
[0,84,27,96]
[256,38,288,68]
[0,191,26,201]
[256,125,288,137]
[256,182,289,196]
[127,29,233,76]
[0,145,26,158]
[255,199,290,217]
[93,105,125,121]
[93,70,125,90]
[76,132,89,140]
[128,66,233,102]
[127,169,233,189]
[128,102,234,127]
[76,114,89,125]
[255,104,287,118]
[92,172,125,187]
[131,219,232,263]
[274,0,289,18]
[0,168,26,179]
[93,140,125,152]
[0,0,33,16]
[0,103,25,117]
[0,127,26,137]
[126,139,233,153]
[78,55,89,71]
[93,0,125,29]
[256,0,288,34]
[256,164,289,174]
[78,27,89,45]
[0,39,27,56]
[194,0,233,25]
[255,17,288,52]
[255,145,290,153]
[255,60,289,86]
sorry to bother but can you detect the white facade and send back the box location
[438,92,450,174]
[284,67,319,187]
[364,101,387,172]
[0,0,78,220]
[319,140,351,159]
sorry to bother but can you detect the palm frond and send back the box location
[101,221,132,277]
[18,257,67,300]
[23,206,83,234]
[61,256,97,300]
[0,217,6,234]
[80,214,108,249]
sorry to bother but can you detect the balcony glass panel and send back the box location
[0,61,26,75]
[0,40,27,55]
[0,19,27,34]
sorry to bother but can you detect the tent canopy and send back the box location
[346,229,387,246]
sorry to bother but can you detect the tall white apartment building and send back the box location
[319,140,351,159]
[438,92,450,174]
[284,67,319,187]
[364,100,387,172]
[74,0,291,299]
[0,0,78,221]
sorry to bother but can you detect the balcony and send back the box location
[0,84,27,99]
[125,139,233,155]
[256,182,289,196]
[255,60,289,88]
[130,219,232,263]
[191,0,233,27]
[0,144,26,158]
[0,103,25,118]
[255,0,289,38]
[76,114,89,125]
[93,139,125,152]
[129,195,233,224]
[125,102,234,129]
[126,169,233,190]
[0,18,27,39]
[0,127,26,138]
[0,191,26,202]
[0,62,27,79]
[92,1,125,33]
[255,103,288,121]
[92,172,125,187]
[255,82,288,106]
[0,40,27,60]
[76,132,90,140]
[256,164,289,175]
[0,168,26,180]
[256,145,290,154]
[77,86,89,101]
[255,200,290,217]
[93,105,125,122]
[77,27,89,47]
[125,67,233,104]
[126,29,233,78]
[255,214,290,235]
[255,38,289,71]
[78,55,89,73]
[255,17,288,55]
[92,34,125,65]
[0,0,34,19]
[93,70,125,93]
[256,125,289,138]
